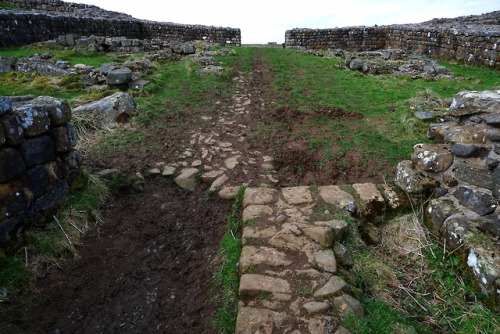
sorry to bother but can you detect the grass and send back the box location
[213,186,246,333]
[0,171,108,323]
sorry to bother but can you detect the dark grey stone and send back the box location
[19,136,55,168]
[483,114,500,126]
[50,124,77,153]
[0,56,17,74]
[486,158,499,170]
[426,199,459,236]
[349,59,364,70]
[26,165,49,199]
[477,216,500,238]
[0,148,27,183]
[100,62,118,75]
[486,128,500,141]
[452,161,493,190]
[453,187,497,216]
[434,187,449,198]
[333,242,353,268]
[0,115,25,146]
[414,111,435,121]
[107,67,133,85]
[451,143,480,157]
[0,96,12,115]
[493,167,500,199]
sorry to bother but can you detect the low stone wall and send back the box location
[395,90,500,307]
[0,0,241,47]
[0,95,81,246]
[285,12,500,68]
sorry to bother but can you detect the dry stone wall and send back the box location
[0,0,241,47]
[0,95,81,246]
[285,11,500,68]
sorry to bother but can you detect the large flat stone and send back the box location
[412,144,454,173]
[333,294,364,318]
[242,205,273,223]
[395,160,437,194]
[240,246,291,271]
[239,274,291,297]
[303,301,331,315]
[448,90,500,116]
[282,186,313,205]
[453,187,497,216]
[303,226,334,247]
[235,307,289,334]
[242,226,278,245]
[243,187,278,207]
[315,220,348,241]
[174,168,199,191]
[453,160,493,190]
[318,186,356,213]
[314,276,347,299]
[314,249,337,273]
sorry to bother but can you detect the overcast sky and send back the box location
[75,1,498,44]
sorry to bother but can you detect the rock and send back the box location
[451,143,481,157]
[224,155,240,169]
[26,96,72,126]
[442,174,458,187]
[95,168,121,180]
[303,301,330,315]
[107,67,133,85]
[412,144,454,172]
[483,114,500,126]
[362,223,382,245]
[314,276,347,299]
[129,80,150,90]
[303,227,334,247]
[243,188,278,207]
[162,165,176,176]
[444,215,472,250]
[219,186,241,200]
[333,294,364,318]
[235,307,289,334]
[239,274,291,297]
[333,242,353,268]
[0,148,26,183]
[242,226,278,245]
[282,186,314,205]
[426,199,459,236]
[174,168,199,191]
[172,43,196,55]
[0,96,12,115]
[50,124,76,153]
[14,106,51,137]
[477,216,500,238]
[242,205,273,223]
[19,136,55,168]
[0,114,25,146]
[73,92,136,125]
[318,186,357,213]
[414,111,435,121]
[353,183,385,219]
[209,174,228,192]
[453,160,493,190]
[100,62,118,75]
[0,56,17,74]
[453,187,497,216]
[448,90,500,117]
[349,59,364,70]
[315,220,348,241]
[240,246,292,271]
[198,65,224,74]
[130,172,145,192]
[314,250,337,273]
[486,128,500,141]
[395,160,437,194]
[335,326,351,334]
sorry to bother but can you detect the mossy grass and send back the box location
[213,186,246,333]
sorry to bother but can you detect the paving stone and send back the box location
[242,226,278,245]
[235,307,289,334]
[306,316,338,334]
[315,219,348,241]
[242,205,273,223]
[239,274,291,297]
[162,165,176,176]
[218,186,240,199]
[225,155,241,169]
[240,246,292,271]
[318,185,357,213]
[333,294,364,318]
[302,302,330,315]
[209,174,228,192]
[314,276,347,299]
[333,243,354,268]
[282,186,314,205]
[243,187,278,207]
[303,226,334,247]
[174,168,199,191]
[314,249,337,273]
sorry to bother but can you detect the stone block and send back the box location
[26,165,49,199]
[451,143,482,157]
[0,148,26,183]
[318,185,356,213]
[240,246,291,271]
[395,160,437,194]
[449,90,500,116]
[333,294,364,318]
[107,67,132,85]
[242,205,273,224]
[239,274,291,297]
[0,96,12,115]
[453,187,497,216]
[452,160,493,190]
[303,226,334,247]
[426,199,459,236]
[30,96,72,126]
[303,301,330,315]
[314,249,337,273]
[243,187,278,207]
[0,114,25,145]
[314,276,347,299]
[282,186,313,205]
[61,149,83,171]
[19,136,55,168]
[353,183,386,218]
[412,144,453,172]
[50,124,77,153]
[235,307,289,334]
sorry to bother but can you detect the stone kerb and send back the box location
[236,184,395,333]
[396,89,500,308]
[0,95,81,246]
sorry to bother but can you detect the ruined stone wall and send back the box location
[0,96,81,246]
[0,0,241,47]
[285,16,500,68]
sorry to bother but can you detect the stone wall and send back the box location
[395,90,500,307]
[0,95,81,246]
[0,0,241,47]
[285,12,500,68]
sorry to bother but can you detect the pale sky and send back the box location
[74,1,499,44]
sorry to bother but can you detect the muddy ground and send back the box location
[1,50,395,333]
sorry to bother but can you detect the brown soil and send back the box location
[1,49,397,333]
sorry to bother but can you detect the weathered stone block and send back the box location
[239,274,291,297]
[26,165,49,199]
[0,114,25,145]
[318,185,356,213]
[107,67,132,85]
[453,187,497,216]
[0,96,12,115]
[50,124,76,152]
[30,96,72,126]
[61,149,83,171]
[412,144,453,172]
[240,246,291,271]
[15,106,51,137]
[314,276,347,299]
[449,90,500,116]
[243,187,278,207]
[395,160,437,194]
[451,143,483,157]
[452,160,493,190]
[0,148,26,183]
[19,136,55,168]
[333,294,364,318]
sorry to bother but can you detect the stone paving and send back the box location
[233,184,390,334]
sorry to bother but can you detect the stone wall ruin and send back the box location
[0,95,81,246]
[285,11,500,68]
[0,0,241,47]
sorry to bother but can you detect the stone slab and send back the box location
[243,187,278,207]
[282,186,313,205]
[318,186,356,213]
[239,274,291,297]
[240,246,292,271]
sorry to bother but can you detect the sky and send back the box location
[74,1,499,44]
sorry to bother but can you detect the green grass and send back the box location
[0,1,18,9]
[213,186,246,333]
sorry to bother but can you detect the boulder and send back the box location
[0,56,17,73]
[174,168,199,191]
[73,92,136,125]
[172,43,196,55]
[107,67,133,86]
[448,90,500,117]
[412,144,453,173]
[395,160,437,194]
[19,136,55,168]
